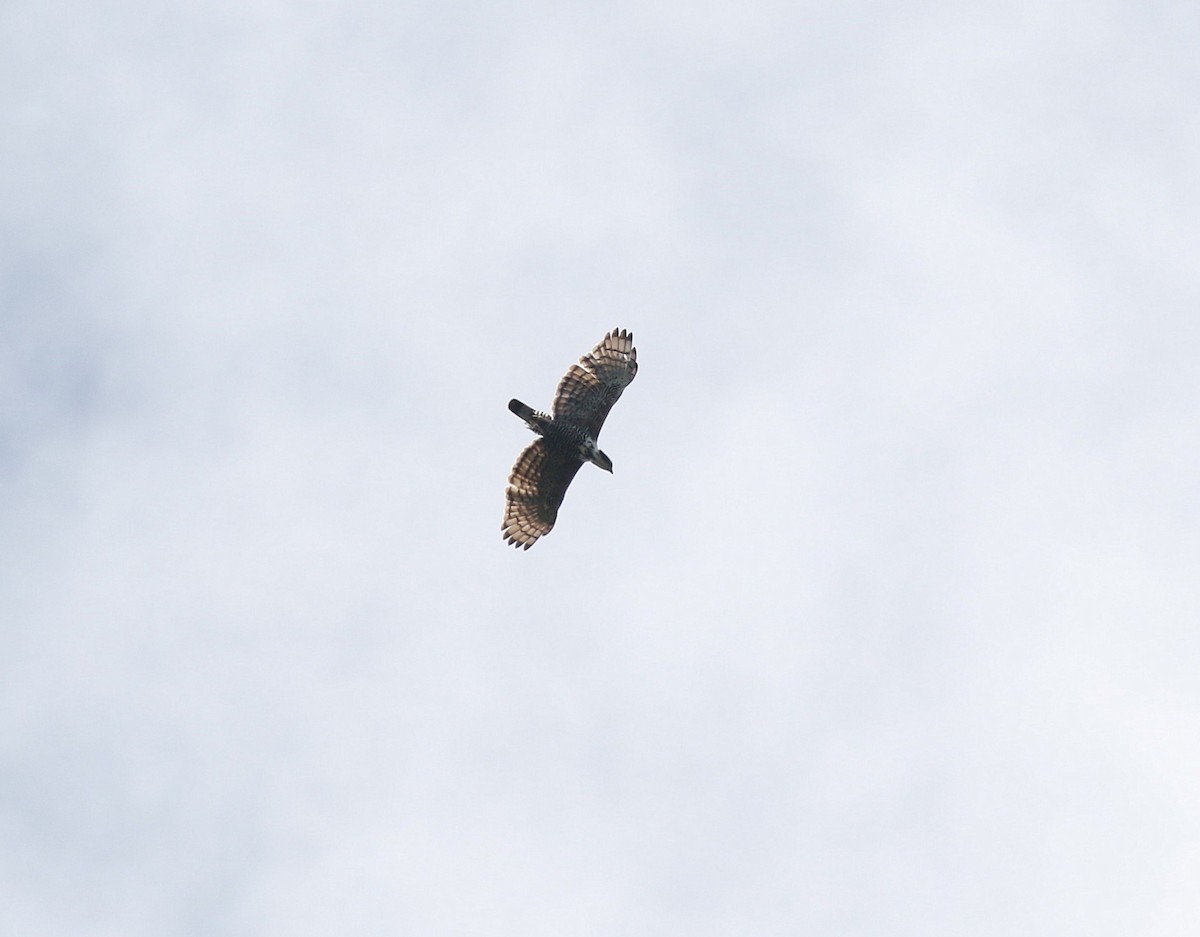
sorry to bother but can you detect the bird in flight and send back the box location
[502,328,638,549]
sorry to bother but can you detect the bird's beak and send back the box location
[596,451,614,473]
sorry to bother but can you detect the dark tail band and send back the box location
[508,399,535,421]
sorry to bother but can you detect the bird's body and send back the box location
[508,399,611,471]
[502,329,638,549]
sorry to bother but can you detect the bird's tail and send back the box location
[508,399,536,421]
[509,398,553,434]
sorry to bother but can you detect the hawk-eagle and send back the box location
[502,328,638,549]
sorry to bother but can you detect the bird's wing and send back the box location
[551,328,637,438]
[502,439,584,549]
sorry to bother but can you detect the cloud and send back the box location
[3,0,1199,934]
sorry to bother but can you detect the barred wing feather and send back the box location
[552,328,638,438]
[501,439,585,549]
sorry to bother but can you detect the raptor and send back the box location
[502,328,638,549]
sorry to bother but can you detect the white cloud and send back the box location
[3,0,1199,934]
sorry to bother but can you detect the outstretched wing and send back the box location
[502,439,584,549]
[552,328,638,438]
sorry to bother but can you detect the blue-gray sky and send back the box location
[4,1,1199,934]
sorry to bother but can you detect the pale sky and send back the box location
[3,1,1200,934]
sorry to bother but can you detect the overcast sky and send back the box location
[3,1,1200,934]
